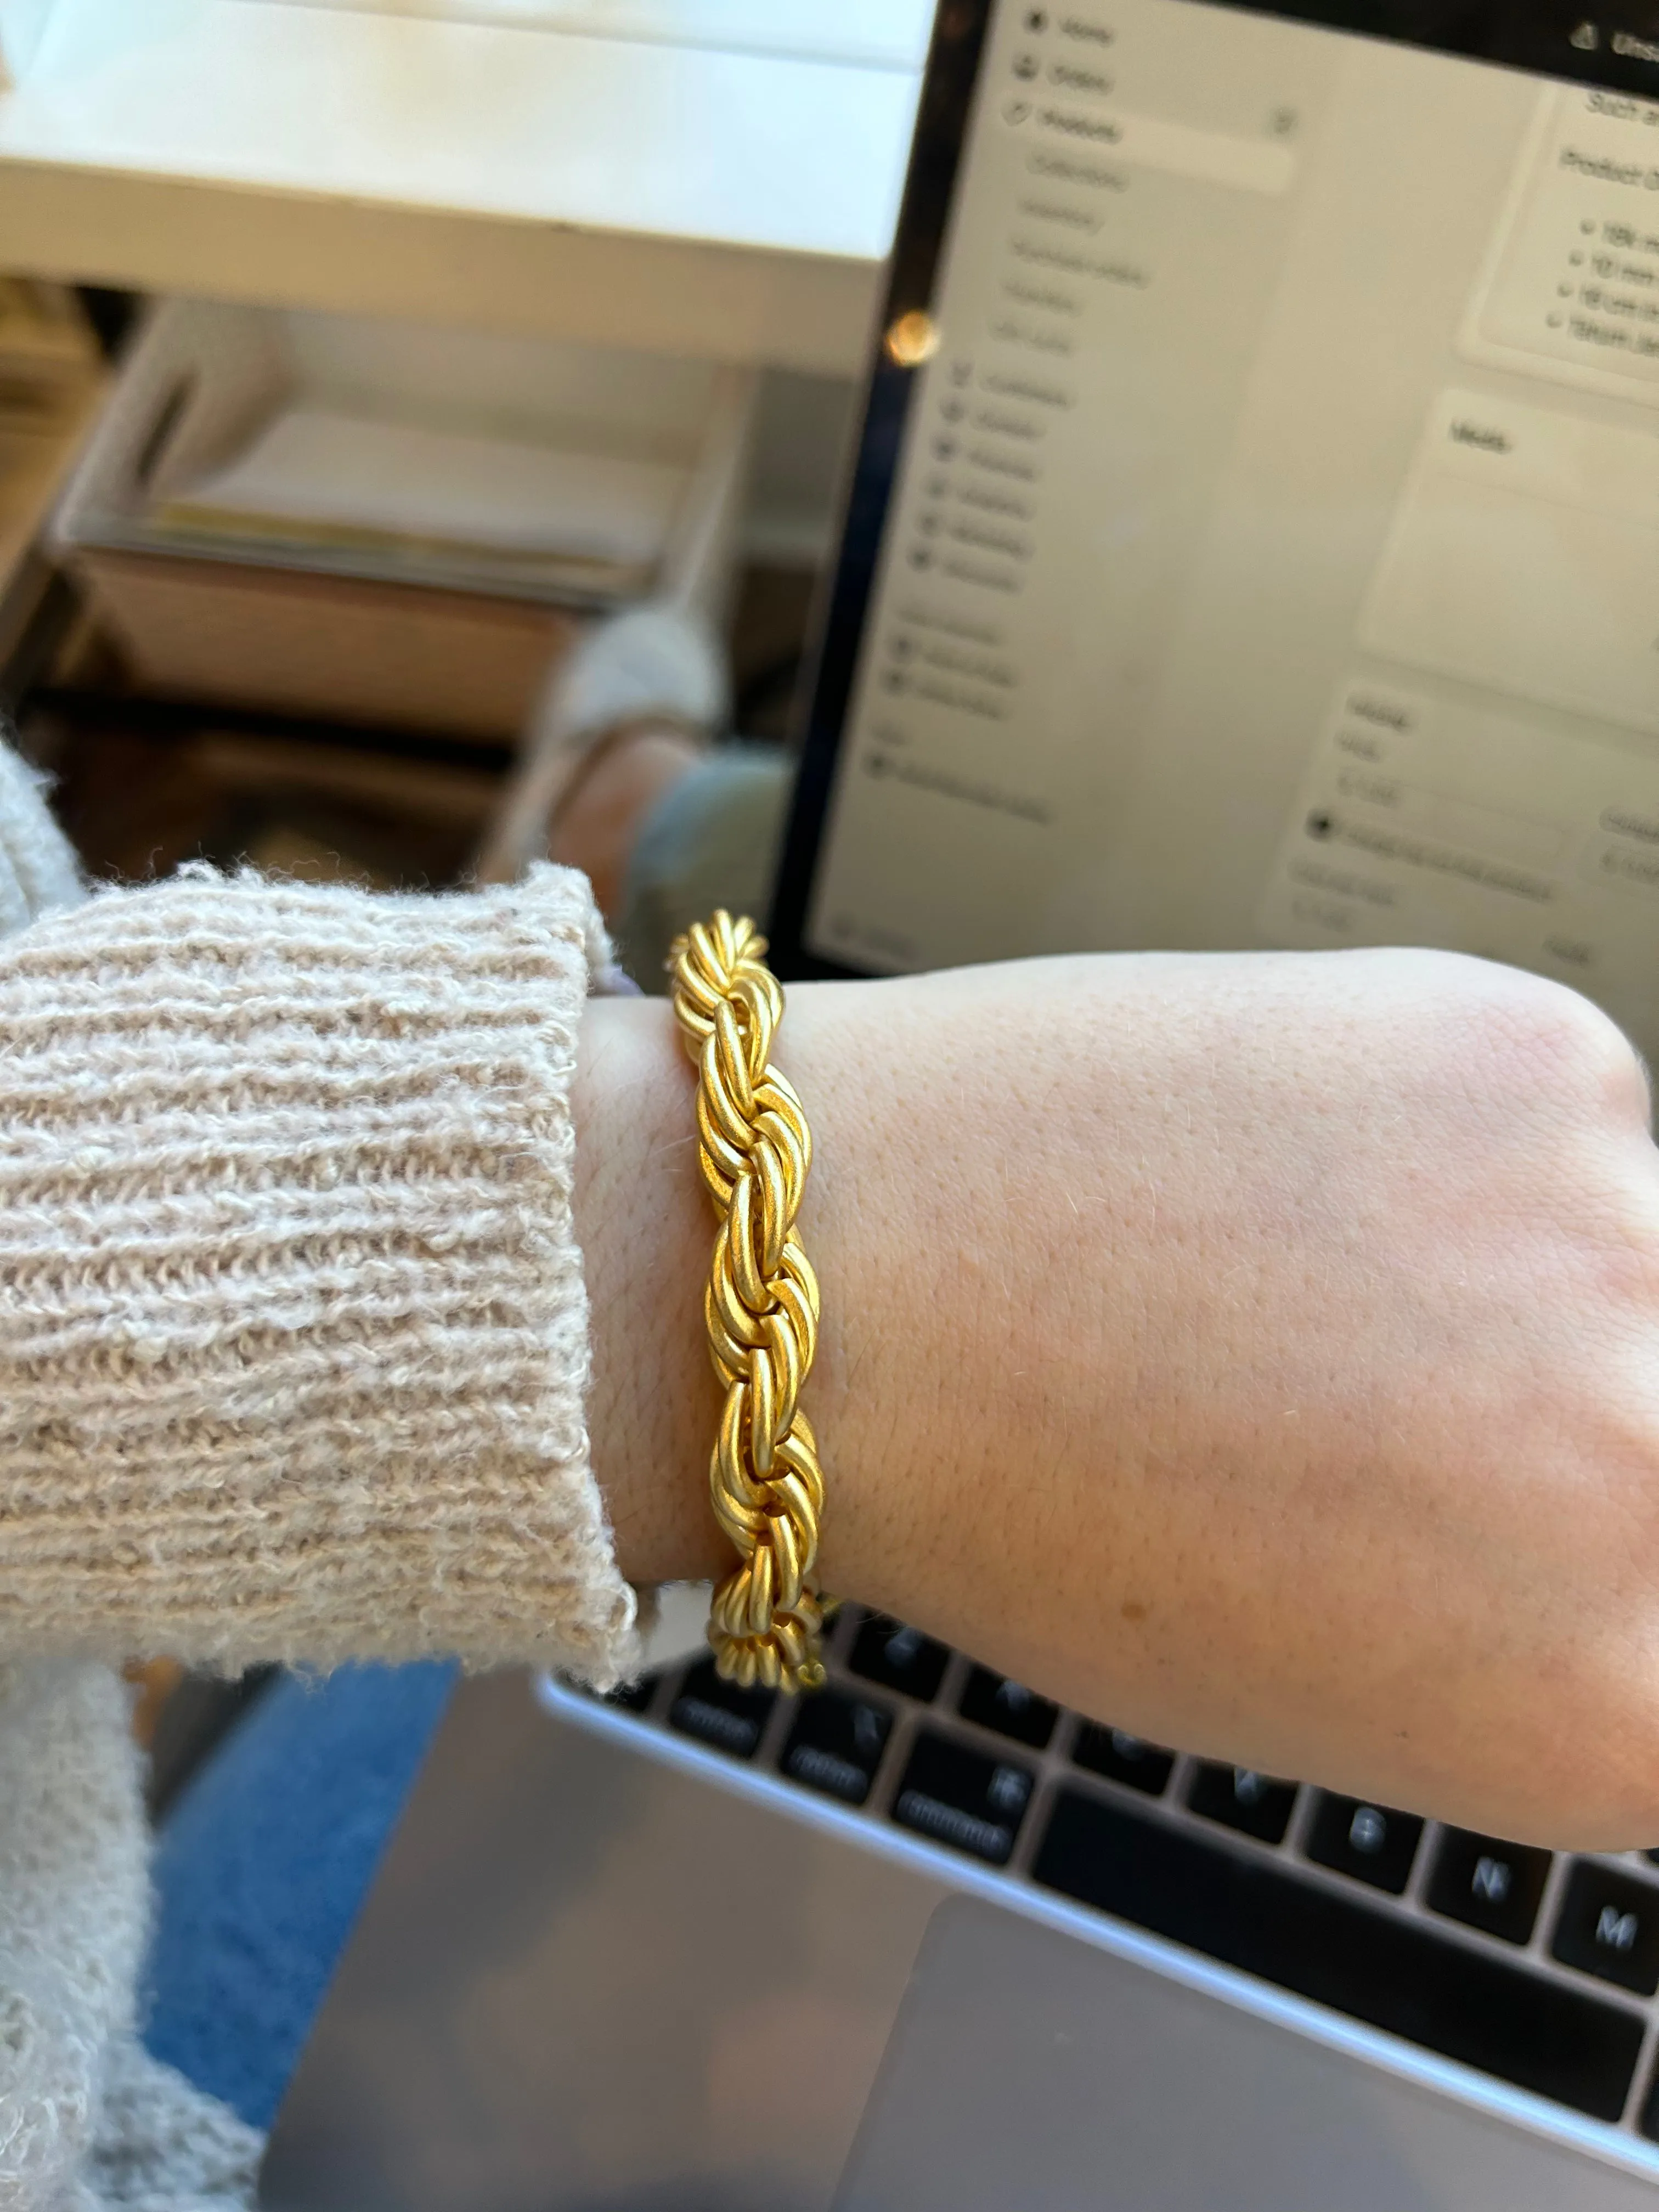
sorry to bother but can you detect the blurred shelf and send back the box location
[0,276,103,607]
[0,0,926,370]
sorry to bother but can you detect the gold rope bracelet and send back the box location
[668,911,827,1693]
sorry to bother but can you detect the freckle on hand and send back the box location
[1122,1598,1148,1623]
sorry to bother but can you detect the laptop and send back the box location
[261,2,1659,2204]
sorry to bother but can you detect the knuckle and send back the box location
[1563,1679,1659,1848]
[1542,989,1646,1104]
[1458,962,1648,1124]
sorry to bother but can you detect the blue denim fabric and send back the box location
[142,1661,457,2129]
[612,744,791,985]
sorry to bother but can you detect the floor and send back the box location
[6,560,816,892]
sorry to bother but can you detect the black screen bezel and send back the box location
[767,0,998,981]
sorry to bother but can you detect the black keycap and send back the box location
[1071,1723,1176,1796]
[1305,1794,1424,1895]
[848,1613,950,1702]
[601,1674,656,1713]
[1188,1762,1298,1844]
[667,1659,774,1760]
[1034,1788,1642,2121]
[781,1689,892,1807]
[1428,1829,1551,1945]
[958,1666,1057,1749]
[890,1728,1034,1865]
[1639,2064,1659,2142]
[1552,1861,1659,1996]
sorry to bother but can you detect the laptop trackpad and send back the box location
[834,1895,1656,2209]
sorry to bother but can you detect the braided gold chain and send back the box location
[668,911,827,1693]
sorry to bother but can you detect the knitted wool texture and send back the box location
[0,1659,258,2212]
[0,775,640,2210]
[0,861,640,1675]
[0,760,264,2212]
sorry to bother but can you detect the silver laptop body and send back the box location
[261,1649,1659,2207]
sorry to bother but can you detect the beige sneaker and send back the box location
[475,605,729,884]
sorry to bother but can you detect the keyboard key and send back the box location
[667,1659,774,1760]
[848,1613,950,1703]
[1552,1861,1659,1996]
[781,1689,892,1807]
[890,1729,1034,1865]
[582,1673,656,1712]
[601,1674,656,1713]
[958,1666,1057,1749]
[1034,1787,1642,2121]
[1305,1795,1423,1895]
[1188,1762,1297,1844]
[1639,2064,1659,2142]
[1071,1723,1176,1796]
[1428,1829,1551,1945]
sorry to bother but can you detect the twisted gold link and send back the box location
[669,911,827,1692]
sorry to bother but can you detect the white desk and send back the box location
[0,0,926,370]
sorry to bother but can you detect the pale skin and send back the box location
[575,940,1659,1854]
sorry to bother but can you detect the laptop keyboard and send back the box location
[585,1606,1659,2138]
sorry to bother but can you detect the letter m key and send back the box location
[1597,1905,1640,1953]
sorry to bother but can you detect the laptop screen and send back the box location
[770,0,1659,1063]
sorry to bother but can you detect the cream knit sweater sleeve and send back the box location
[0,856,641,1680]
[0,744,644,2212]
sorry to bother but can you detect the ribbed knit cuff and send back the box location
[0,861,640,1684]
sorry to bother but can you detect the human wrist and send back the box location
[572,992,727,1587]
[746,977,973,1630]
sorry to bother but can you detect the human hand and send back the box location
[577,947,1659,1847]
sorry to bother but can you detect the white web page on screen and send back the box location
[805,0,1659,1063]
